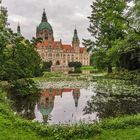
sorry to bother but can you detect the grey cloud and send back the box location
[2,0,92,45]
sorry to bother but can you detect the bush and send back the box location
[42,61,52,71]
[68,61,82,68]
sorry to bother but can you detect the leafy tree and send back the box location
[116,31,140,70]
[85,0,127,73]
[0,35,42,81]
[0,4,8,28]
[118,0,140,70]
[0,4,42,96]
[92,49,108,70]
[0,8,42,81]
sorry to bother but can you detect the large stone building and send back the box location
[36,10,90,68]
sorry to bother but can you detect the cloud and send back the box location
[2,0,92,46]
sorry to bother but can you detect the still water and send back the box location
[34,88,97,124]
[9,87,97,124]
[8,79,140,124]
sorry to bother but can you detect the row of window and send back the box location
[41,52,89,59]
[41,54,89,61]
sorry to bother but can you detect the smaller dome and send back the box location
[38,22,53,32]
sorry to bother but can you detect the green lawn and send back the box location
[76,127,140,140]
[81,66,96,70]
[94,127,140,140]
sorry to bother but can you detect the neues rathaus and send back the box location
[36,10,90,68]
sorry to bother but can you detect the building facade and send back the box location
[36,10,90,67]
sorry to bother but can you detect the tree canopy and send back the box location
[0,8,42,82]
[84,0,140,72]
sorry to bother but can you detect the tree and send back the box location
[0,9,42,81]
[0,4,42,96]
[118,0,140,70]
[0,4,8,28]
[85,0,127,73]
[0,35,43,81]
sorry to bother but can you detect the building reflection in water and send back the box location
[37,88,80,123]
[73,89,80,107]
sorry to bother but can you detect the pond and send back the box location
[8,86,97,124]
[8,79,140,124]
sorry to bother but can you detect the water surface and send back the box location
[9,87,97,124]
[8,79,140,124]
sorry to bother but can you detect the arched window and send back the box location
[56,61,60,65]
[67,54,70,60]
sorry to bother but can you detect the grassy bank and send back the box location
[1,88,140,140]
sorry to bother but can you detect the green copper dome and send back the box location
[39,104,54,116]
[38,22,53,32]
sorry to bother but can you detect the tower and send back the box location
[17,23,21,35]
[42,8,47,22]
[36,9,54,41]
[72,28,80,52]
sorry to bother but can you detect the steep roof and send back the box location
[62,44,74,52]
[36,40,59,49]
[80,48,85,53]
[36,41,86,53]
[36,41,75,52]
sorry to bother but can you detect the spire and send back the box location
[60,39,62,44]
[17,23,21,34]
[73,89,80,108]
[72,27,79,42]
[42,9,47,22]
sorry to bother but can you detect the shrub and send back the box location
[42,61,52,71]
[68,61,82,68]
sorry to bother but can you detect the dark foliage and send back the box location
[42,61,52,70]
[68,61,82,68]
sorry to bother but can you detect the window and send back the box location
[45,33,48,40]
[56,53,60,58]
[48,45,51,51]
[49,53,52,57]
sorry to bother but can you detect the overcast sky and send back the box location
[2,0,92,45]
